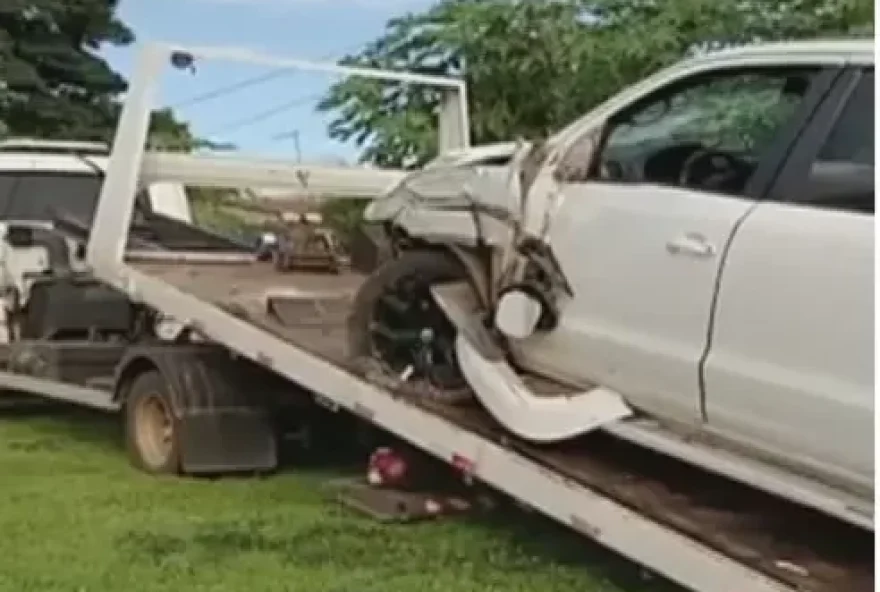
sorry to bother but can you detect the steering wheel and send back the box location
[678,148,747,192]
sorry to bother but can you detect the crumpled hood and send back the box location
[363,143,521,222]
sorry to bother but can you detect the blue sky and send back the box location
[102,0,434,161]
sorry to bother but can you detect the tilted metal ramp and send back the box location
[126,260,872,592]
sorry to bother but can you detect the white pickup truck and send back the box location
[350,39,874,530]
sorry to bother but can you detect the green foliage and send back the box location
[1,0,210,150]
[148,107,233,152]
[320,198,368,243]
[318,0,874,168]
[189,190,369,248]
[148,108,201,151]
[189,191,252,240]
[0,0,132,140]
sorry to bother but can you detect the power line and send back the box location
[160,42,369,152]
[150,93,321,153]
[170,42,367,109]
[171,69,293,109]
[204,93,322,137]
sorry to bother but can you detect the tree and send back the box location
[318,0,873,168]
[148,107,233,152]
[1,1,216,153]
[0,0,133,140]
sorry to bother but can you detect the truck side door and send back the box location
[702,67,874,497]
[511,64,839,426]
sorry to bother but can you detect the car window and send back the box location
[588,68,817,197]
[0,173,19,214]
[802,70,874,215]
[817,71,874,166]
[3,172,103,223]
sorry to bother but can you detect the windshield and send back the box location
[0,171,104,223]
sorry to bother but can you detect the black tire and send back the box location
[124,370,181,475]
[348,249,474,405]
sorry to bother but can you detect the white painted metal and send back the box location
[437,87,471,154]
[73,41,811,592]
[140,151,406,197]
[88,42,469,266]
[510,186,755,425]
[96,266,792,592]
[88,46,163,269]
[606,419,873,530]
[0,371,118,411]
[0,138,109,154]
[431,281,633,441]
[457,336,633,441]
[124,250,256,264]
[161,42,470,153]
[362,38,875,529]
[143,182,193,222]
[702,201,875,501]
[423,141,517,170]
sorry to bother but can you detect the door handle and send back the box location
[666,233,716,258]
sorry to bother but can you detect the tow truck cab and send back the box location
[0,138,249,343]
[0,138,193,223]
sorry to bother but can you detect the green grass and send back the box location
[0,405,672,592]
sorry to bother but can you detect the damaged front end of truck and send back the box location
[364,140,570,325]
[352,137,632,442]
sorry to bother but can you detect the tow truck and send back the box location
[0,43,871,592]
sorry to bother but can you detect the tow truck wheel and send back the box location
[125,370,181,475]
[348,249,474,405]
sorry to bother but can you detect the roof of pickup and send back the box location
[700,38,874,65]
[0,138,110,174]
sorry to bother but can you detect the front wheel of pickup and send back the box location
[348,250,473,405]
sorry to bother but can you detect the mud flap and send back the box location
[121,346,280,474]
[178,408,276,474]
[431,282,632,443]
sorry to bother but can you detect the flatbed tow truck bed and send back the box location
[129,260,873,592]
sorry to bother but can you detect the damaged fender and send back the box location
[363,143,526,251]
[431,282,632,443]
